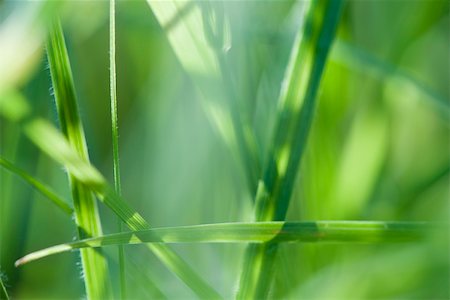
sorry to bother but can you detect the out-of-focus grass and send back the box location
[0,0,449,299]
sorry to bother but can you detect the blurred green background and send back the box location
[0,0,449,299]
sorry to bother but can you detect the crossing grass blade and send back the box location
[0,156,73,215]
[237,1,344,298]
[0,94,221,298]
[15,221,435,266]
[24,119,222,299]
[47,19,113,300]
[3,42,223,295]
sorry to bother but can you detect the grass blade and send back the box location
[20,118,220,298]
[147,0,260,193]
[108,0,126,298]
[238,1,344,298]
[15,221,435,266]
[46,19,112,299]
[0,276,8,300]
[0,156,73,215]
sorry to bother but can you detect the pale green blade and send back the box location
[147,0,260,192]
[108,0,126,297]
[46,19,113,299]
[238,0,344,298]
[15,221,434,266]
[0,156,73,215]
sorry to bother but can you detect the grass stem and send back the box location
[47,19,112,299]
[238,1,344,298]
[109,0,127,298]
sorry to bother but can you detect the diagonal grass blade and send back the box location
[238,1,344,298]
[0,156,73,215]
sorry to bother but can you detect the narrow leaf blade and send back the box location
[16,221,434,266]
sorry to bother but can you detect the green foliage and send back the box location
[0,0,448,299]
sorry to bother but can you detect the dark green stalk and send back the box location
[47,19,112,299]
[237,1,344,298]
[109,0,126,298]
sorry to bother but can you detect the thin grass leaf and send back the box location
[0,156,73,215]
[20,118,221,298]
[147,0,260,193]
[15,221,435,266]
[331,40,449,118]
[46,19,113,299]
[109,0,126,297]
[238,1,344,298]
[0,276,8,300]
[39,22,222,295]
[109,0,121,206]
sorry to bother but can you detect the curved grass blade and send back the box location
[108,0,126,297]
[47,19,112,299]
[15,221,435,266]
[238,1,344,298]
[22,120,221,299]
[0,156,73,215]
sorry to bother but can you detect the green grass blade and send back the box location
[21,119,221,298]
[0,276,8,300]
[238,1,344,298]
[0,18,231,300]
[47,19,112,299]
[147,0,260,193]
[15,221,435,266]
[109,0,121,201]
[0,156,73,215]
[109,0,126,298]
